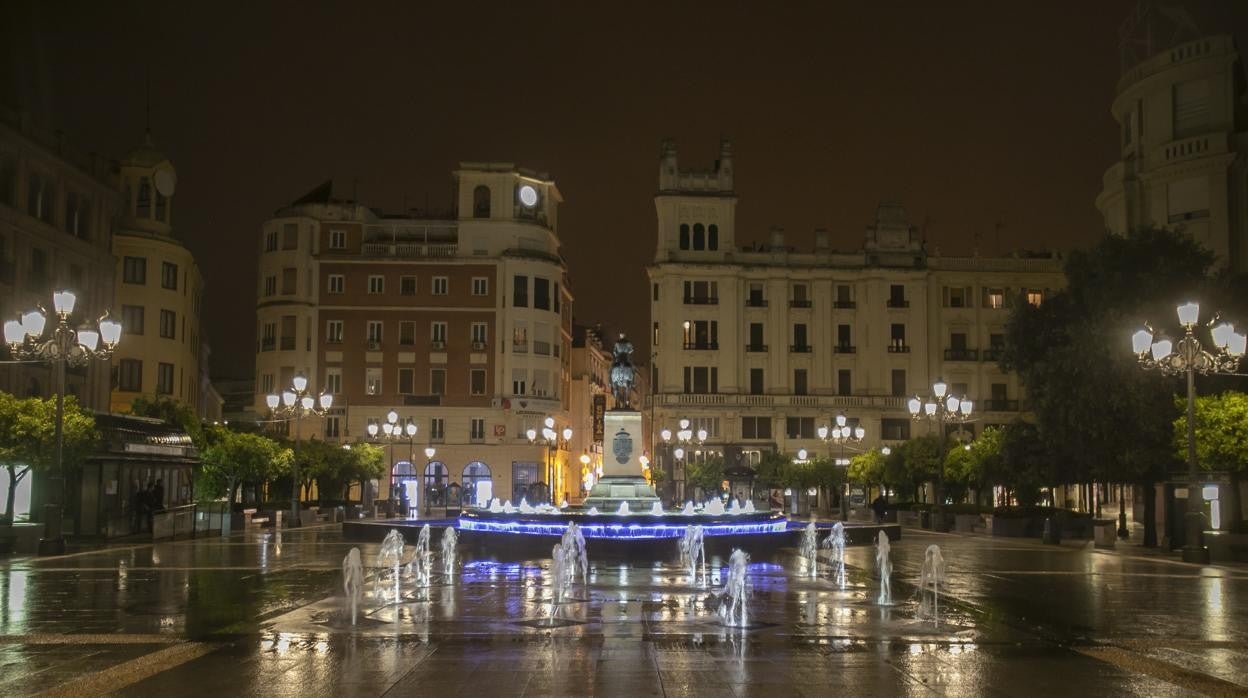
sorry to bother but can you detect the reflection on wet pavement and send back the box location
[0,526,1245,696]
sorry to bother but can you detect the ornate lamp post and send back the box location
[527,416,571,505]
[817,413,865,521]
[659,419,704,503]
[265,374,332,526]
[908,378,973,518]
[422,445,437,514]
[1133,302,1245,564]
[4,290,122,554]
[367,410,416,516]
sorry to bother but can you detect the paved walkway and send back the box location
[0,525,1245,696]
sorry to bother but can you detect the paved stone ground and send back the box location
[0,525,1246,696]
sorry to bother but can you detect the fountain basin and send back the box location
[458,508,786,539]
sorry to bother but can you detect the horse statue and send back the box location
[609,333,636,409]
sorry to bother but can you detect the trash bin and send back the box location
[1043,516,1061,545]
[919,510,931,529]
[1093,519,1116,549]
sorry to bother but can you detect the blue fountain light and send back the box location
[457,517,787,539]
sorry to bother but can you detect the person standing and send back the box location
[129,481,143,533]
[871,494,887,523]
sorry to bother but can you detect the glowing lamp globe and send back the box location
[77,327,99,351]
[562,427,573,440]
[387,410,399,424]
[52,290,76,317]
[405,422,417,437]
[21,309,46,339]
[660,428,672,441]
[544,416,555,429]
[907,397,921,416]
[1151,339,1173,362]
[1131,329,1153,354]
[292,374,309,393]
[1176,302,1200,327]
[281,391,296,407]
[99,318,122,346]
[1229,332,1247,357]
[959,400,973,416]
[526,428,537,441]
[1211,322,1234,349]
[933,379,948,399]
[367,423,379,437]
[3,319,24,346]
[946,395,960,413]
[817,425,829,440]
[924,401,937,417]
[854,426,865,440]
[300,396,314,410]
[424,447,436,459]
[673,447,685,460]
[835,413,847,427]
[797,449,808,461]
[697,428,707,441]
[266,394,280,410]
[319,393,333,410]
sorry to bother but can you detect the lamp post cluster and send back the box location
[528,416,571,505]
[265,374,332,525]
[908,378,973,516]
[1132,301,1245,564]
[5,290,122,554]
[366,410,422,514]
[660,419,706,502]
[816,413,865,521]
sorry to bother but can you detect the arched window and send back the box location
[392,461,416,477]
[423,460,449,506]
[693,223,705,250]
[472,185,491,218]
[678,224,690,250]
[708,224,719,251]
[463,461,492,507]
[136,177,152,219]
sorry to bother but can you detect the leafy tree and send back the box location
[0,393,98,524]
[899,434,944,500]
[848,449,886,489]
[1174,392,1248,526]
[198,430,290,504]
[1002,227,1223,544]
[753,451,790,490]
[685,455,725,497]
[999,421,1050,507]
[945,426,1005,505]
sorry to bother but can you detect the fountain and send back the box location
[876,530,892,605]
[560,522,589,585]
[650,501,664,516]
[407,524,432,588]
[919,544,946,627]
[615,501,631,516]
[441,527,458,578]
[718,548,750,627]
[377,529,405,605]
[678,524,707,586]
[342,547,363,625]
[825,521,846,590]
[519,498,535,514]
[681,502,696,516]
[799,522,819,578]
[743,500,756,513]
[549,542,569,621]
[703,498,726,516]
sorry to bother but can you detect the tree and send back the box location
[1174,392,1248,527]
[0,393,98,524]
[945,426,1005,505]
[1002,227,1222,544]
[130,395,205,449]
[198,430,290,505]
[848,449,886,489]
[899,435,944,500]
[999,421,1050,507]
[685,455,725,498]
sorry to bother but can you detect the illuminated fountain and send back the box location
[377,529,404,605]
[342,547,363,625]
[876,530,893,606]
[919,544,946,627]
[407,524,432,587]
[799,522,819,578]
[825,521,847,589]
[561,522,589,585]
[717,548,750,627]
[441,527,458,578]
[678,524,707,586]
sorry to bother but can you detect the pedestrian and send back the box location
[144,481,157,532]
[153,479,165,511]
[871,493,887,523]
[129,481,143,533]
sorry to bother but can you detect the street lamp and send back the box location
[1133,302,1245,564]
[908,378,973,519]
[367,410,416,517]
[422,445,437,514]
[265,374,332,526]
[528,415,571,504]
[659,418,705,502]
[817,413,866,521]
[4,290,122,554]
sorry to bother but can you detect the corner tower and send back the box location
[653,138,737,263]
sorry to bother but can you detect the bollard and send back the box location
[1043,516,1061,545]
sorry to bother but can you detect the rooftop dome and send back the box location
[121,132,172,170]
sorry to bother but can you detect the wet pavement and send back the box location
[1,525,1246,696]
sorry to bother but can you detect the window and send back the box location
[473,185,491,218]
[881,418,911,441]
[837,369,852,396]
[513,275,528,307]
[431,322,447,344]
[944,286,971,308]
[430,418,445,442]
[265,231,277,252]
[264,275,277,296]
[683,280,718,304]
[470,418,486,441]
[430,368,447,395]
[30,247,47,283]
[531,368,551,397]
[1167,176,1210,223]
[888,284,907,307]
[1026,289,1044,307]
[554,283,561,313]
[26,171,53,221]
[400,275,417,296]
[836,284,853,307]
[325,368,342,394]
[1173,78,1210,138]
[367,321,383,344]
[792,324,809,351]
[282,267,297,295]
[793,369,808,396]
[472,277,488,296]
[159,309,176,339]
[118,359,142,392]
[156,362,174,395]
[749,368,764,395]
[684,320,718,349]
[431,276,448,295]
[837,324,852,350]
[260,373,274,395]
[261,322,276,350]
[682,366,718,394]
[398,368,415,394]
[708,224,719,250]
[741,416,771,440]
[990,333,1005,349]
[891,369,906,397]
[693,223,705,250]
[161,262,178,290]
[399,321,416,346]
[470,368,486,395]
[791,283,810,307]
[328,274,344,294]
[327,320,344,344]
[282,223,298,250]
[785,417,815,439]
[122,305,145,335]
[513,322,528,352]
[365,367,382,395]
[280,315,296,350]
[653,283,659,302]
[471,322,487,345]
[534,277,550,310]
[889,324,907,351]
[123,256,147,284]
[679,224,690,250]
[325,416,341,438]
[748,323,765,350]
[512,369,527,395]
[747,283,765,306]
[368,275,384,294]
[330,230,346,249]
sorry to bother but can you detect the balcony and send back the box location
[886,344,910,353]
[534,340,552,355]
[684,296,719,305]
[834,345,856,354]
[886,299,909,308]
[833,301,856,309]
[944,348,979,361]
[745,298,767,308]
[789,344,812,353]
[982,399,1020,411]
[789,299,812,308]
[513,342,528,354]
[648,393,910,410]
[683,342,719,350]
[745,343,768,353]
[260,338,275,352]
[981,348,1005,362]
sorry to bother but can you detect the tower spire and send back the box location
[144,71,152,145]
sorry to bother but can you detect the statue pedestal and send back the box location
[583,410,658,510]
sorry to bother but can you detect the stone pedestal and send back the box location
[584,410,658,510]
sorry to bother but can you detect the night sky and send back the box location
[6,2,1248,378]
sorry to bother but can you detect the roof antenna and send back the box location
[144,70,152,144]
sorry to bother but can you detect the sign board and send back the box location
[592,395,606,442]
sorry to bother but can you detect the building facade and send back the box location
[0,105,121,410]
[646,140,1065,502]
[1096,33,1248,273]
[253,165,573,510]
[108,135,207,416]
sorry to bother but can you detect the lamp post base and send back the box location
[1182,510,1209,564]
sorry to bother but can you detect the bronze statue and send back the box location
[609,333,636,410]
